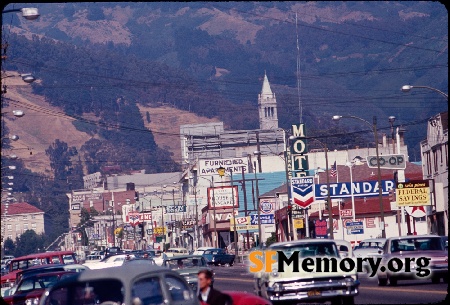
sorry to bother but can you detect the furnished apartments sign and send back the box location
[199,157,248,176]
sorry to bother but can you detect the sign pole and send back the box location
[254,164,262,246]
[325,143,334,239]
[212,176,218,248]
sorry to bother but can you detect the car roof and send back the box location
[270,239,336,247]
[167,248,188,251]
[387,234,441,240]
[164,255,204,260]
[359,238,386,242]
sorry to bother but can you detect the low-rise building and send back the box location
[1,202,45,243]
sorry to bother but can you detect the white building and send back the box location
[420,111,448,236]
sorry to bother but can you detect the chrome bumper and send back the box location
[267,278,360,301]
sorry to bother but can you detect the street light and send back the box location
[1,166,16,170]
[332,115,386,238]
[2,135,19,141]
[1,74,36,84]
[2,7,40,20]
[401,85,448,100]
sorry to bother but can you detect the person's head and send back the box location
[192,259,198,266]
[177,260,183,267]
[126,254,131,260]
[143,253,149,258]
[198,269,213,290]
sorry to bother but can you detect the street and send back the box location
[211,264,448,304]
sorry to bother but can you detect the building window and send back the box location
[23,215,28,220]
[8,235,12,240]
[24,224,29,231]
[445,143,448,168]
[432,149,438,173]
[425,151,432,176]
[15,224,20,231]
[32,215,36,219]
[415,216,426,222]
[31,223,37,230]
[7,224,12,231]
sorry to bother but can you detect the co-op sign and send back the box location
[366,154,406,169]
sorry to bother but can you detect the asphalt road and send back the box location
[210,264,448,304]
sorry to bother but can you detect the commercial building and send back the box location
[420,111,448,236]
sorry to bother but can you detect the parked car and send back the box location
[255,239,360,305]
[38,265,199,305]
[164,247,189,258]
[201,248,222,263]
[376,234,448,286]
[163,255,213,292]
[104,246,121,258]
[224,291,272,305]
[123,257,156,266]
[2,270,77,305]
[82,254,135,270]
[441,235,448,251]
[334,239,353,258]
[209,249,235,267]
[192,247,217,256]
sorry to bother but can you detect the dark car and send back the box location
[163,255,213,292]
[123,257,156,266]
[377,235,448,286]
[38,264,199,305]
[209,249,235,267]
[3,270,77,305]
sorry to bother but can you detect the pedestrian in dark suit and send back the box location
[198,269,232,305]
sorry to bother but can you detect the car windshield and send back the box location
[165,257,205,269]
[271,243,339,258]
[391,237,444,252]
[43,279,124,305]
[358,241,384,249]
[17,274,60,292]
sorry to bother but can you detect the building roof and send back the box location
[1,202,44,215]
[260,183,288,197]
[316,161,423,183]
[261,73,273,96]
[309,196,394,217]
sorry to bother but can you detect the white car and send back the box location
[83,254,135,270]
[353,238,386,273]
[164,247,189,258]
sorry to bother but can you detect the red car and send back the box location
[3,270,77,305]
[225,291,273,305]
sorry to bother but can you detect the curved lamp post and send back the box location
[2,7,40,20]
[401,85,448,100]
[332,115,386,238]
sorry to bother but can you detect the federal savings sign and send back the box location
[315,180,395,199]
[199,157,248,176]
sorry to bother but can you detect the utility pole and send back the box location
[230,169,238,262]
[242,167,250,249]
[256,131,262,173]
[325,143,334,239]
[211,176,218,248]
[254,162,262,247]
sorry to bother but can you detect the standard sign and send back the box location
[396,180,430,206]
[366,154,406,169]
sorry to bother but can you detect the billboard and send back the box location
[230,216,258,231]
[396,180,431,206]
[315,180,395,199]
[207,186,239,209]
[199,157,248,176]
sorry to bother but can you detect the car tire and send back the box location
[431,276,440,284]
[378,277,388,286]
[330,297,343,305]
[342,296,355,305]
[224,263,230,267]
[389,277,397,286]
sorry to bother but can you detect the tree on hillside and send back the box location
[45,139,78,181]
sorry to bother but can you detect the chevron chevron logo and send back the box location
[291,176,315,208]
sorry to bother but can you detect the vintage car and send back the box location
[353,238,386,273]
[376,235,448,286]
[82,254,135,270]
[3,270,77,305]
[334,240,353,258]
[164,248,189,258]
[163,255,213,292]
[38,265,200,305]
[224,291,272,305]
[123,257,156,266]
[254,240,359,305]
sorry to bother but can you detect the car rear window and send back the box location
[132,276,164,305]
[43,279,123,305]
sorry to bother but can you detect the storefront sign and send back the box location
[230,216,258,231]
[199,157,248,176]
[208,186,239,209]
[165,205,186,213]
[315,180,395,199]
[396,180,430,206]
[259,199,275,214]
